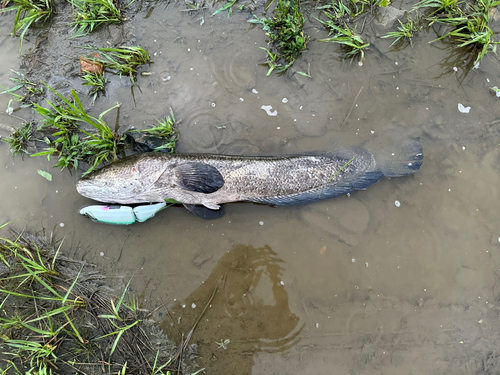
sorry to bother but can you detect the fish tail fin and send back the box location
[366,137,423,177]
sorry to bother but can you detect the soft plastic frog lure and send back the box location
[79,202,167,225]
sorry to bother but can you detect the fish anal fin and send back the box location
[174,162,224,194]
[184,204,225,220]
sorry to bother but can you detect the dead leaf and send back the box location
[320,246,326,254]
[79,56,104,75]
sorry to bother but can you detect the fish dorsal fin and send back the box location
[173,162,224,194]
[183,204,225,220]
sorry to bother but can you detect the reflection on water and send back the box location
[160,244,302,374]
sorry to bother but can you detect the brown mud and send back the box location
[1,0,500,373]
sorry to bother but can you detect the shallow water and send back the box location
[1,2,500,374]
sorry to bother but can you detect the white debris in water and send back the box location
[474,62,480,69]
[395,61,398,65]
[161,75,171,82]
[498,237,500,242]
[458,103,471,113]
[211,102,216,107]
[299,105,303,110]
[462,146,465,150]
[365,262,369,267]
[392,153,395,156]
[351,258,355,263]
[396,87,399,90]
[277,127,280,130]
[280,281,284,286]
[453,67,458,72]
[261,105,277,116]
[282,98,288,103]
[100,252,104,256]
[315,323,319,328]
[259,221,264,226]
[358,61,363,66]
[487,78,490,82]
[448,189,451,192]
[191,303,196,308]
[59,223,65,227]
[252,88,259,94]
[395,200,401,207]
[154,39,156,42]
[190,67,193,70]
[182,304,186,308]
[346,193,350,197]
[371,130,375,134]
[187,48,191,51]
[6,107,13,115]
[239,98,244,101]
[424,289,427,292]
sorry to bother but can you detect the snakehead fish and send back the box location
[76,138,423,219]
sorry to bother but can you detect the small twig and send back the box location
[341,87,363,128]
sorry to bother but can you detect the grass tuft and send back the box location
[4,121,36,156]
[69,0,122,37]
[81,45,151,83]
[250,0,309,74]
[0,226,202,374]
[0,0,53,52]
[318,23,370,62]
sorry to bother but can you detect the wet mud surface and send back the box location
[1,0,500,373]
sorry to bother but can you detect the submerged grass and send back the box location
[414,0,500,64]
[0,226,201,375]
[30,82,123,175]
[0,0,53,52]
[3,81,178,175]
[319,23,370,62]
[69,0,122,37]
[82,71,107,102]
[250,0,309,74]
[81,46,151,83]
[4,121,35,156]
[382,16,423,47]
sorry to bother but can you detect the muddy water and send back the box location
[1,2,500,374]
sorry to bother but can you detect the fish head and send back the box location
[76,154,168,204]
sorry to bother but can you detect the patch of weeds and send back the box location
[250,0,309,74]
[213,0,237,16]
[133,109,179,152]
[3,121,35,156]
[412,0,460,16]
[319,23,370,63]
[81,45,151,83]
[317,0,379,23]
[0,0,52,52]
[69,0,122,37]
[417,0,500,64]
[82,71,107,102]
[30,83,123,175]
[382,16,422,47]
[0,226,202,375]
[0,69,42,110]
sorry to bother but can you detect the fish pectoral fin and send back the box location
[173,162,224,194]
[183,204,225,220]
[202,202,220,210]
